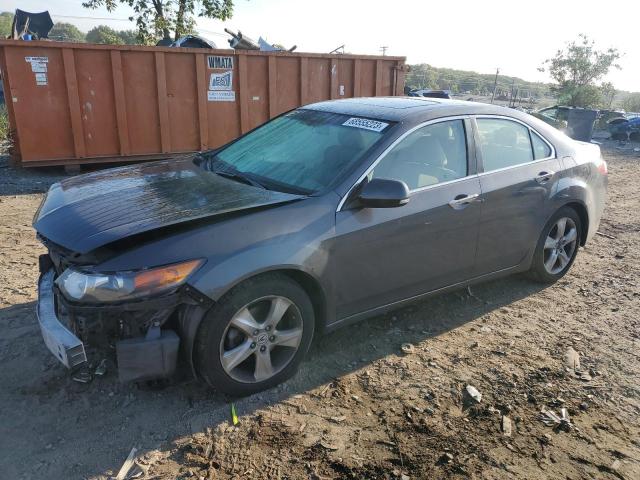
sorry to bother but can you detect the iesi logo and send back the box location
[209,70,233,91]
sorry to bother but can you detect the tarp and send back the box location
[10,9,53,40]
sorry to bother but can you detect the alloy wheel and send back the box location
[219,296,304,383]
[543,217,578,275]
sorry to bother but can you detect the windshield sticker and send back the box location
[342,117,389,132]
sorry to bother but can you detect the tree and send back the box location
[0,11,13,38]
[82,1,233,43]
[541,34,621,108]
[621,93,640,113]
[117,29,139,44]
[599,82,616,109]
[49,22,86,42]
[86,25,124,44]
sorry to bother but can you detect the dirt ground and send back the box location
[1,141,639,480]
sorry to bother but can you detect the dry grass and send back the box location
[0,104,11,153]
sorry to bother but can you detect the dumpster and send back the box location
[0,40,406,167]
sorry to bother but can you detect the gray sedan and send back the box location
[34,98,608,395]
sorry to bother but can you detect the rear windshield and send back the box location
[197,109,393,194]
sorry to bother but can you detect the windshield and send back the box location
[197,109,393,194]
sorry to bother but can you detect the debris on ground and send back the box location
[319,441,339,451]
[401,343,416,354]
[564,347,581,370]
[71,368,92,384]
[114,447,137,480]
[595,231,616,239]
[502,415,512,436]
[95,359,108,377]
[539,408,572,431]
[465,385,482,403]
[230,403,239,426]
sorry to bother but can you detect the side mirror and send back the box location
[357,178,410,208]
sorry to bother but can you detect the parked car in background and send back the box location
[608,115,640,140]
[34,98,608,395]
[532,105,601,141]
[597,109,626,130]
[532,105,571,129]
[408,89,452,99]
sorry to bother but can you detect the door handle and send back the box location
[535,171,554,183]
[449,193,482,209]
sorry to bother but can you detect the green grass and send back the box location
[0,104,10,152]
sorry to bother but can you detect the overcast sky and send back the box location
[8,0,640,91]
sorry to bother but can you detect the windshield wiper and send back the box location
[214,170,267,189]
[202,156,267,189]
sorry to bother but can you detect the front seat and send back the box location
[387,135,448,189]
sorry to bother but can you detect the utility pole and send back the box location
[509,78,516,107]
[491,68,499,104]
[380,46,388,56]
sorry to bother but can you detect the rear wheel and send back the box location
[195,273,314,396]
[528,207,582,283]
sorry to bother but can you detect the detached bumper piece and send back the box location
[116,326,180,383]
[37,269,87,368]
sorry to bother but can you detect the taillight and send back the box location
[597,160,608,175]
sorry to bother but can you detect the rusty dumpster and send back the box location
[0,40,406,167]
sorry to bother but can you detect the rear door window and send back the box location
[531,130,552,159]
[476,118,533,172]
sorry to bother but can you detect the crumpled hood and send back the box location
[33,157,303,254]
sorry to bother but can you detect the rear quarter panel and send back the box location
[552,140,607,244]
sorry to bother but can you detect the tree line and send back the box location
[408,35,638,112]
[0,12,140,45]
[406,64,552,101]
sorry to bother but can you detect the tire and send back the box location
[195,273,314,396]
[527,206,582,284]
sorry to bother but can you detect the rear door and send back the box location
[332,118,482,319]
[473,116,561,275]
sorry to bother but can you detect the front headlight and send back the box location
[55,259,204,303]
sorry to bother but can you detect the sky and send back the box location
[5,0,639,91]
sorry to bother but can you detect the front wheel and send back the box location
[195,273,314,396]
[528,207,582,283]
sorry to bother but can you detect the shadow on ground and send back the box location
[0,275,545,479]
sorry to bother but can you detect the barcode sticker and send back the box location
[342,117,389,132]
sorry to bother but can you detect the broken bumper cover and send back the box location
[37,269,87,368]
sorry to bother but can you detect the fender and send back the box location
[181,262,332,377]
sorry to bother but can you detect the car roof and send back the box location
[304,96,515,123]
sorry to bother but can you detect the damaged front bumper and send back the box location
[37,269,88,368]
[36,267,191,382]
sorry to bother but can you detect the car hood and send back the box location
[33,157,304,254]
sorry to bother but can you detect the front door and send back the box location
[473,117,561,274]
[332,118,482,319]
